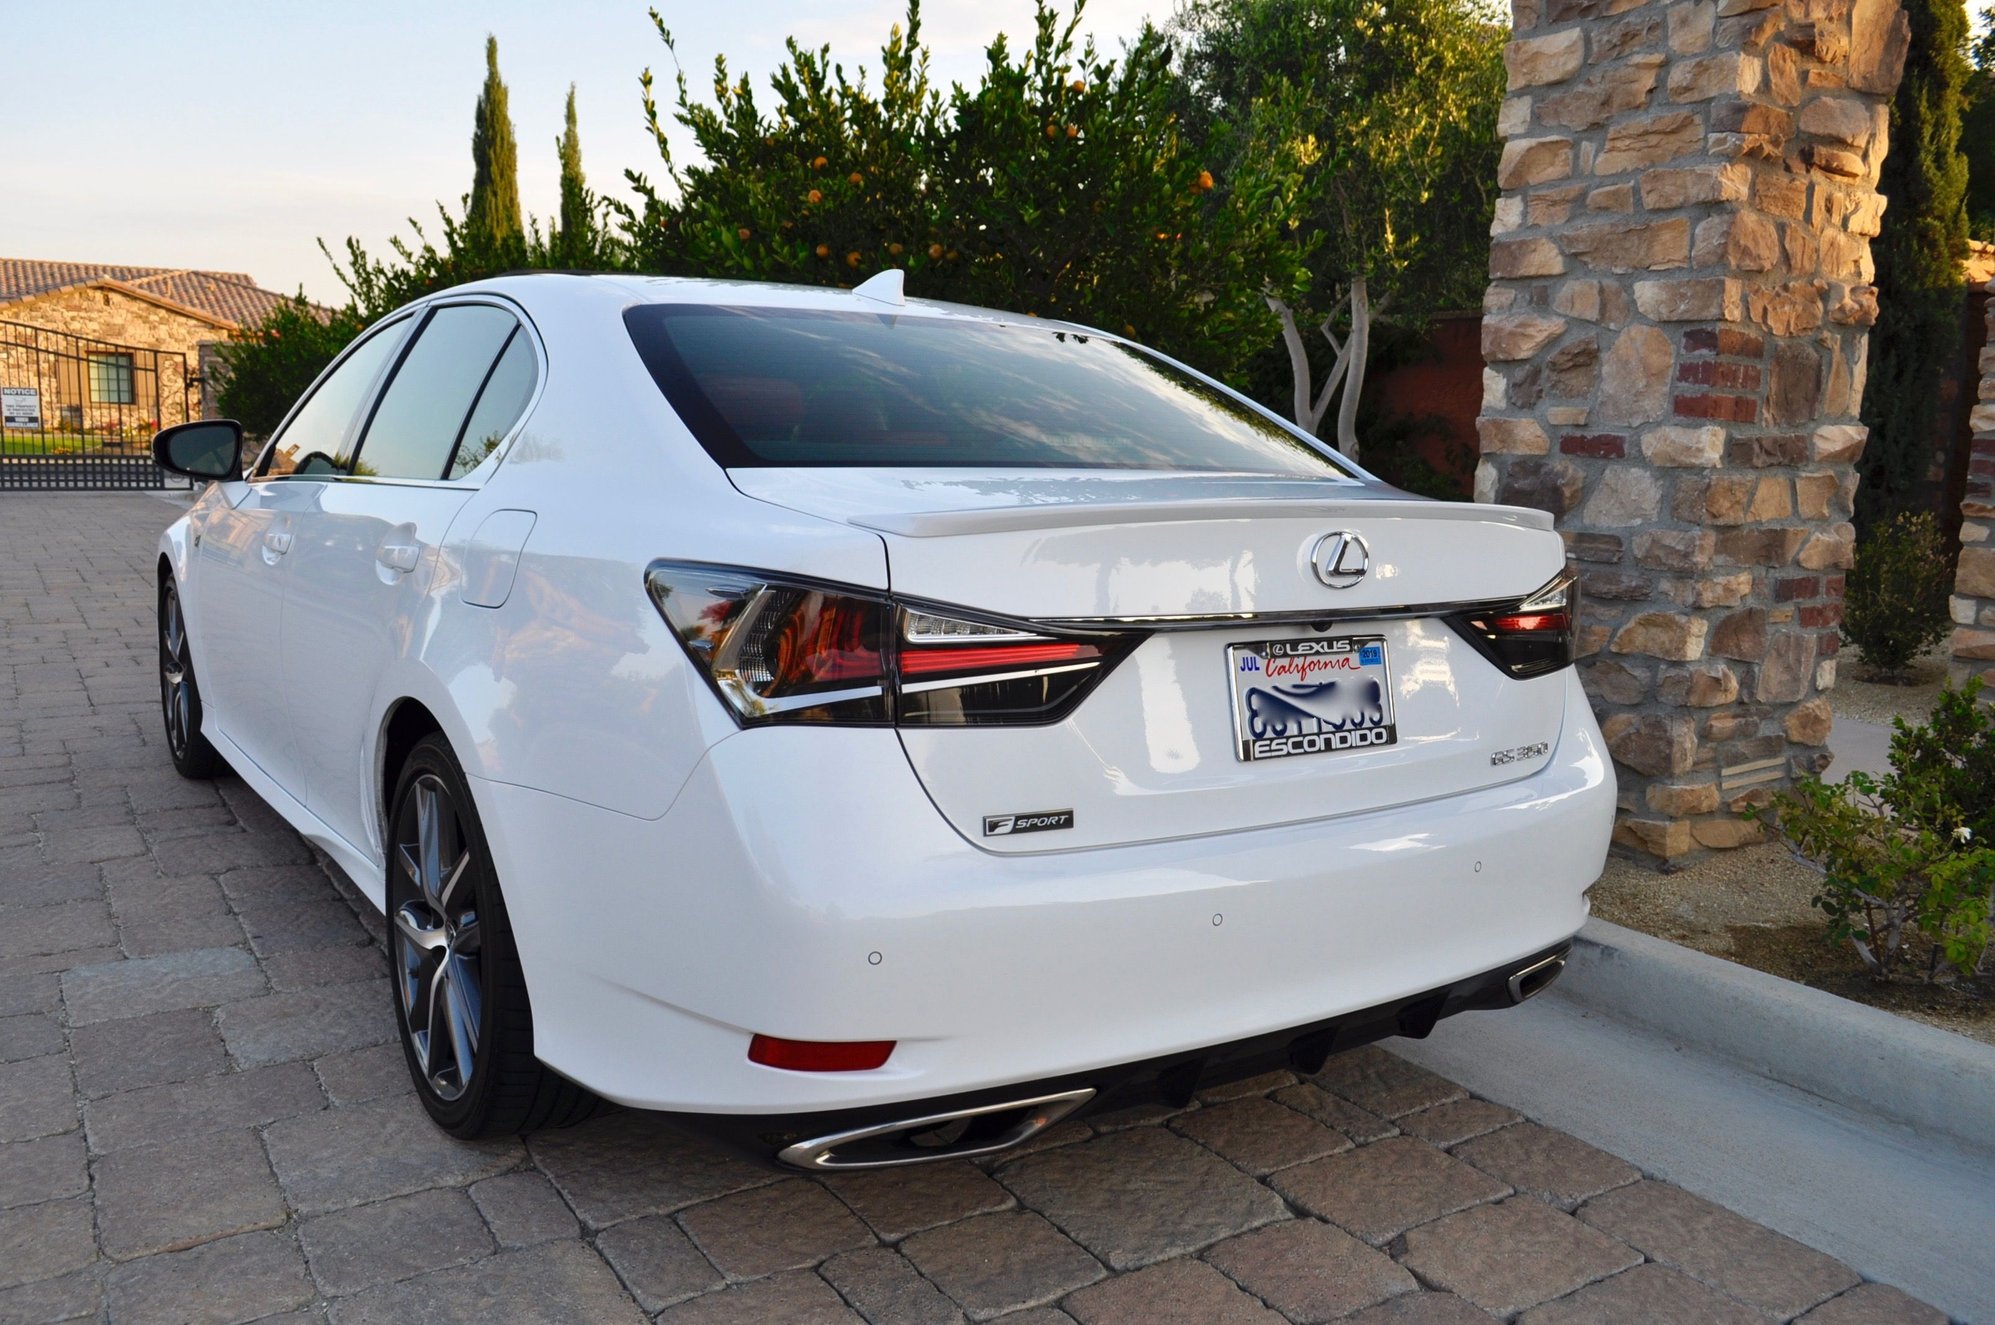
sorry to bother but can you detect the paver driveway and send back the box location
[0,493,1953,1324]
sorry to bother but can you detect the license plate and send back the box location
[1228,635,1397,762]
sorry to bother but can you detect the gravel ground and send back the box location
[1825,646,1951,728]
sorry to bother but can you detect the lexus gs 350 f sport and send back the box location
[150,270,1614,1168]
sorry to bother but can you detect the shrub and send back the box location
[617,3,1314,385]
[1841,510,1954,681]
[1753,679,1995,981]
[212,297,366,439]
[1883,676,1995,844]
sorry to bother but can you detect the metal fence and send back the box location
[0,320,193,490]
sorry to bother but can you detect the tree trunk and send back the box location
[1334,277,1369,463]
[1266,280,1373,465]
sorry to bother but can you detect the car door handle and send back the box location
[376,540,421,573]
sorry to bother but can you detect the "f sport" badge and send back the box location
[983,810,1075,836]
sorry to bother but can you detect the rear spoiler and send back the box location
[851,497,1557,539]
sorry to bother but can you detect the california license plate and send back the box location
[1228,636,1397,762]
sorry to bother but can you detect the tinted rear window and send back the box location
[624,304,1352,476]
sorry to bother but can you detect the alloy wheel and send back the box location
[159,585,192,759]
[392,774,484,1102]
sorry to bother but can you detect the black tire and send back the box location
[386,733,597,1137]
[159,576,225,780]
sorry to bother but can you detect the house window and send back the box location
[87,353,135,405]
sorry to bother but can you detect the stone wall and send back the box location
[1952,278,1995,688]
[0,286,220,434]
[1476,0,1907,860]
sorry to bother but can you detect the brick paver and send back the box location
[0,493,1955,1322]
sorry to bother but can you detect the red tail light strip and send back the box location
[898,641,1099,676]
[1488,611,1569,634]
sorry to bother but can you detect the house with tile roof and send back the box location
[0,258,298,433]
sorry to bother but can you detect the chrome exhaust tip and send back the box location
[1507,951,1566,1004]
[776,1088,1096,1171]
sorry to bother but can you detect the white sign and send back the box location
[2,386,40,429]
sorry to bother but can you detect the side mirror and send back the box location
[152,421,244,481]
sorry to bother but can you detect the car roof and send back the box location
[437,270,1109,339]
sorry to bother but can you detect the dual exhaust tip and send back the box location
[777,950,1567,1170]
[777,1088,1096,1170]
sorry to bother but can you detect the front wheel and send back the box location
[159,576,224,779]
[387,733,597,1137]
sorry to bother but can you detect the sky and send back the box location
[2,1,1162,304]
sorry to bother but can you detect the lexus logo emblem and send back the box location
[1310,531,1370,589]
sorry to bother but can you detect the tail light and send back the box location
[1447,568,1578,679]
[646,562,1138,727]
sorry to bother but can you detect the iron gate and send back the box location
[0,320,194,491]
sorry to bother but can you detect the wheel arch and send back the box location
[375,695,452,853]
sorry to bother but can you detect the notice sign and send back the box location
[2,387,40,429]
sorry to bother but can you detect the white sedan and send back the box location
[150,271,1613,1168]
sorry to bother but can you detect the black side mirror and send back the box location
[152,421,244,481]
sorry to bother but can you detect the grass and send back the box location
[0,433,147,456]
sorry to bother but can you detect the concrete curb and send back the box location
[1561,917,1995,1156]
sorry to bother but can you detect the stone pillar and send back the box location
[1476,0,1907,860]
[1951,281,1995,688]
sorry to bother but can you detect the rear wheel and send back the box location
[159,577,224,779]
[387,733,596,1137]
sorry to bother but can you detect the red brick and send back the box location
[1676,361,1763,390]
[1674,393,1759,423]
[1682,328,1765,357]
[1774,575,1820,602]
[1560,434,1627,458]
[1818,632,1840,656]
[1798,603,1842,629]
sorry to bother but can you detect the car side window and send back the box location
[447,329,537,479]
[258,317,410,479]
[350,304,519,482]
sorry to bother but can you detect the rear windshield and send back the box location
[624,304,1353,476]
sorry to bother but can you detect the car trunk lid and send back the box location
[730,468,1571,850]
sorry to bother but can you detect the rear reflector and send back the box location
[748,1035,896,1072]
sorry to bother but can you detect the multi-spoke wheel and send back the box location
[158,576,223,779]
[393,774,484,1101]
[386,734,597,1137]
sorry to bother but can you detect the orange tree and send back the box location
[616,1,1313,382]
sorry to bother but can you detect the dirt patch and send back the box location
[1590,846,1995,1048]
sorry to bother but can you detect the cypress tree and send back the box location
[1859,0,1970,525]
[555,85,593,261]
[1964,23,1995,237]
[467,35,524,246]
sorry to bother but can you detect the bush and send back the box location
[617,3,1313,384]
[212,297,366,438]
[1753,679,1995,981]
[1841,510,1954,681]
[1884,677,1995,844]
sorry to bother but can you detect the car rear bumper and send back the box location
[472,668,1613,1120]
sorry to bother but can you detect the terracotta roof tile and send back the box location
[0,257,295,329]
